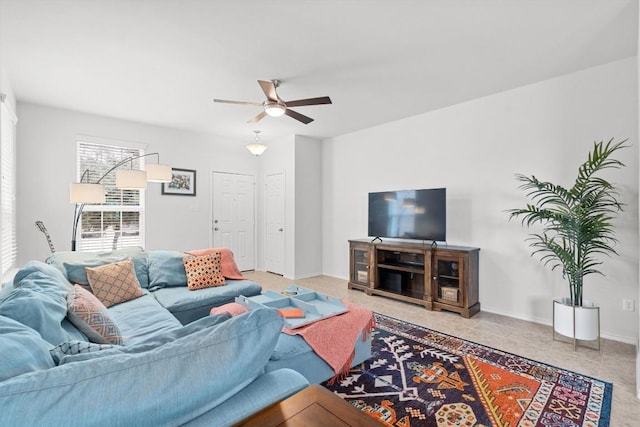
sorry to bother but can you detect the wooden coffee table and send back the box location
[235,385,383,426]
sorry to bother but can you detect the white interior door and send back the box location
[212,172,255,271]
[265,173,285,275]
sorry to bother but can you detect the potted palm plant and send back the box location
[508,138,628,347]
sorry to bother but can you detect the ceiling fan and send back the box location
[213,80,332,125]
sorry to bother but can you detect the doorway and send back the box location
[211,172,255,271]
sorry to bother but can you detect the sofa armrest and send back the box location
[0,309,284,426]
[184,369,310,427]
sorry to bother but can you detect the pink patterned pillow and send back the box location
[183,253,226,290]
[66,285,123,345]
[85,259,144,308]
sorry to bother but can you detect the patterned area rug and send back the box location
[322,313,612,427]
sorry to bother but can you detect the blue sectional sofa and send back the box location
[46,247,264,324]
[0,260,309,426]
[45,247,372,384]
[0,247,373,425]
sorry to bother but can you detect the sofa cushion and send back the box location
[183,253,226,290]
[86,259,144,307]
[55,313,232,365]
[67,284,123,345]
[107,292,182,345]
[270,333,315,361]
[148,250,189,289]
[184,369,309,427]
[0,315,55,381]
[185,248,245,280]
[46,247,149,289]
[151,279,262,325]
[12,260,72,292]
[0,308,285,426]
[0,264,73,346]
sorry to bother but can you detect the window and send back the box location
[0,97,17,276]
[76,140,146,252]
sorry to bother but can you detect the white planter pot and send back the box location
[553,297,600,342]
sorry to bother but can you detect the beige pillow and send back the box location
[183,253,226,290]
[86,258,144,307]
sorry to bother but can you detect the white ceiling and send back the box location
[0,0,637,144]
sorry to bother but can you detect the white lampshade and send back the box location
[115,170,147,189]
[146,164,172,182]
[246,143,268,156]
[70,183,106,204]
[264,102,286,117]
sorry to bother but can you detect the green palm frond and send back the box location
[507,138,628,306]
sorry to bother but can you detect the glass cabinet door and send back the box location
[434,257,462,307]
[352,248,369,284]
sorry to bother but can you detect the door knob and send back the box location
[279,228,283,232]
[214,227,219,231]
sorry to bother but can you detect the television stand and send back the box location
[348,239,480,318]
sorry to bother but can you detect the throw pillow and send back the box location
[46,246,150,288]
[183,253,226,290]
[209,302,250,317]
[50,340,115,365]
[184,248,245,280]
[85,258,144,307]
[147,250,189,289]
[66,284,124,345]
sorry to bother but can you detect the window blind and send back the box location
[0,100,17,275]
[76,141,145,252]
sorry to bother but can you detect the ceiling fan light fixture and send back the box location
[246,130,268,156]
[246,143,268,156]
[263,100,286,117]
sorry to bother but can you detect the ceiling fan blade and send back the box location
[247,111,267,124]
[284,96,332,108]
[258,80,278,102]
[285,108,314,124]
[213,99,262,106]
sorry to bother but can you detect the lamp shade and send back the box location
[146,164,172,182]
[70,183,106,204]
[264,101,286,117]
[115,170,147,189]
[246,143,268,156]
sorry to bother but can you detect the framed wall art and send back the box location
[162,168,196,196]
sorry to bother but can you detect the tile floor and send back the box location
[242,271,640,427]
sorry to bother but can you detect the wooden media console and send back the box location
[348,239,480,318]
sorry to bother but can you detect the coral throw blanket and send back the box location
[283,302,375,384]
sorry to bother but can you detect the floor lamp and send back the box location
[69,153,172,251]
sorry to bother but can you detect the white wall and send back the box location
[636,6,640,398]
[254,134,323,279]
[0,61,16,111]
[294,135,323,278]
[322,57,639,343]
[16,103,255,264]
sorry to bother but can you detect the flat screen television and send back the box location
[368,188,446,242]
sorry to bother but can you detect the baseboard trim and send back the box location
[481,306,637,345]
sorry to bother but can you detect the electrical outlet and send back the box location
[623,299,635,312]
